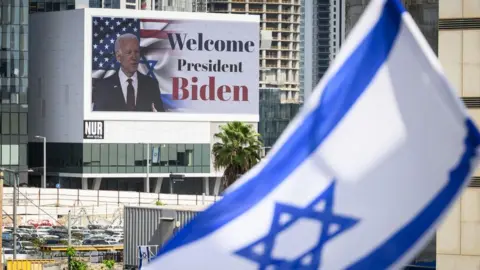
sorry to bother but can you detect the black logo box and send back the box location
[84,120,104,139]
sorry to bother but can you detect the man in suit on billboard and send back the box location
[93,33,165,112]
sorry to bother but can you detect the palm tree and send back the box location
[212,121,263,190]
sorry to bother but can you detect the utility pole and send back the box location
[146,143,150,192]
[35,135,47,188]
[13,173,18,259]
[68,210,72,246]
[0,171,4,270]
[68,210,72,270]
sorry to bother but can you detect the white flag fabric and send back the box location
[145,0,480,269]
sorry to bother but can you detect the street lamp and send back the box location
[34,135,46,188]
[0,167,33,259]
[139,143,150,193]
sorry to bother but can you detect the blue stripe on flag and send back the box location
[348,119,480,269]
[158,0,403,256]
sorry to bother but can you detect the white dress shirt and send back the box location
[118,69,138,105]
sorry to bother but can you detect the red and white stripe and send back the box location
[140,19,172,47]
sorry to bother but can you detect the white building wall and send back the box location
[29,10,86,143]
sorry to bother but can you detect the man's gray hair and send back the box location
[114,33,139,53]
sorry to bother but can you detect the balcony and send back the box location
[232,8,246,12]
[266,9,279,13]
[212,9,229,13]
[249,8,263,13]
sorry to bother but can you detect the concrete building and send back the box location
[29,0,207,12]
[301,0,438,101]
[436,0,480,269]
[0,1,29,184]
[300,0,344,101]
[208,0,301,104]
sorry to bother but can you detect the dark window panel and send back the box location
[100,143,108,166]
[201,144,210,166]
[126,143,134,166]
[83,143,92,166]
[1,113,9,134]
[19,113,26,134]
[109,143,117,165]
[10,112,18,134]
[118,143,126,166]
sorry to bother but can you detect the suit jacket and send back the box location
[93,71,165,112]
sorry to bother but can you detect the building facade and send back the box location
[258,88,300,148]
[0,0,29,184]
[344,0,438,53]
[301,0,438,101]
[208,0,301,104]
[436,0,480,269]
[300,0,344,101]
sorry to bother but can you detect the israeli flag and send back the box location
[145,0,480,269]
[138,246,151,269]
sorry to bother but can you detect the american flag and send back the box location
[91,16,171,80]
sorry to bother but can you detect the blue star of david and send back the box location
[235,182,359,269]
[140,56,157,79]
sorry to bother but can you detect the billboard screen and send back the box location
[90,15,259,115]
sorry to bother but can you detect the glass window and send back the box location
[1,113,9,134]
[100,144,108,166]
[10,144,18,165]
[193,144,202,166]
[20,30,27,52]
[160,144,168,166]
[45,2,52,11]
[201,144,210,166]
[83,143,91,165]
[20,7,27,25]
[19,143,26,166]
[109,143,117,165]
[1,6,10,25]
[126,144,134,166]
[1,145,8,165]
[177,144,185,166]
[91,143,100,166]
[10,113,18,134]
[19,113,26,134]
[19,0,29,7]
[9,25,19,51]
[134,144,143,166]
[168,144,176,166]
[185,144,193,166]
[118,144,126,166]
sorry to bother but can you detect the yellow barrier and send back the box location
[40,244,123,252]
[7,260,54,270]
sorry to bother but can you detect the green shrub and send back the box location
[103,259,115,270]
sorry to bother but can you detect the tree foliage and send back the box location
[212,122,263,189]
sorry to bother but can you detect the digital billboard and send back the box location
[90,15,259,115]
